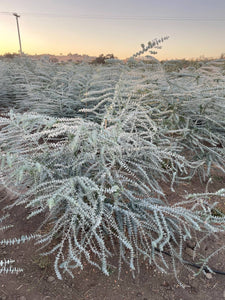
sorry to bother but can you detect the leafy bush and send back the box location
[0,38,225,283]
[0,206,39,274]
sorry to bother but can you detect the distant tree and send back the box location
[91,53,115,64]
[50,57,59,63]
[3,53,19,59]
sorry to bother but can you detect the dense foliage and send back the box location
[0,38,225,282]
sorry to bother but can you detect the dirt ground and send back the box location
[0,170,225,300]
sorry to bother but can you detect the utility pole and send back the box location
[13,13,23,55]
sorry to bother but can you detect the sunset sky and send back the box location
[0,0,225,59]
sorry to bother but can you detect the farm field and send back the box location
[0,49,225,299]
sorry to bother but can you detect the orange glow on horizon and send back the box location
[0,46,223,61]
[0,16,225,60]
[1,0,225,63]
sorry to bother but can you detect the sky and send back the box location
[0,0,225,60]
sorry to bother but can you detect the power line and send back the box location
[1,11,225,21]
[0,12,14,15]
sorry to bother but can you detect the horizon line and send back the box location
[1,51,225,61]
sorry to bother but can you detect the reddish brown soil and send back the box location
[0,170,225,300]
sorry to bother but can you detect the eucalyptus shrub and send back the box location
[0,38,225,282]
[0,205,40,274]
